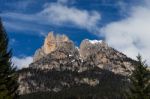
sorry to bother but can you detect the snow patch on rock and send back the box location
[88,40,103,44]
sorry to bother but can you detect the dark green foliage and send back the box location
[127,55,150,99]
[0,18,18,99]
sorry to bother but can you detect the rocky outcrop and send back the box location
[18,32,136,95]
[79,39,108,59]
[79,39,134,75]
[33,32,70,62]
[43,32,69,54]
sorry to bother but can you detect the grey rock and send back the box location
[18,33,136,95]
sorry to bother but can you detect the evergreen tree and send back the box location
[127,54,150,99]
[0,18,18,99]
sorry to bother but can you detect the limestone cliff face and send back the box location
[33,32,70,62]
[43,32,69,54]
[43,33,56,54]
[18,32,136,95]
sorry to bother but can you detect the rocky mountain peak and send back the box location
[18,32,136,95]
[79,39,108,58]
[33,32,71,62]
[32,32,134,74]
[43,32,69,54]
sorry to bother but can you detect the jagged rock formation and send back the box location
[80,39,134,75]
[80,39,108,59]
[33,32,70,62]
[18,32,136,98]
[43,32,69,54]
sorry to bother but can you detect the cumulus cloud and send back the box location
[101,5,150,64]
[39,2,101,32]
[12,56,33,69]
[1,0,101,34]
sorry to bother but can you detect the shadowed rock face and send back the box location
[18,32,136,96]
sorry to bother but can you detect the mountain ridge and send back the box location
[32,32,134,74]
[18,32,136,98]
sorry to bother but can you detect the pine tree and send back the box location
[127,54,150,99]
[0,18,18,98]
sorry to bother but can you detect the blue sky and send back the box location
[1,0,150,68]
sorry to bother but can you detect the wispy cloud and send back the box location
[39,2,101,32]
[3,0,35,12]
[12,56,33,69]
[9,38,16,45]
[57,0,75,5]
[1,0,101,35]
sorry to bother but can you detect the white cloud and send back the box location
[3,19,47,33]
[1,0,101,34]
[12,56,33,69]
[39,3,101,32]
[101,5,150,64]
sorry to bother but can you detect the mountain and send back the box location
[18,32,136,99]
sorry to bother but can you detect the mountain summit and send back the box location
[18,32,136,98]
[32,32,134,74]
[33,32,72,62]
